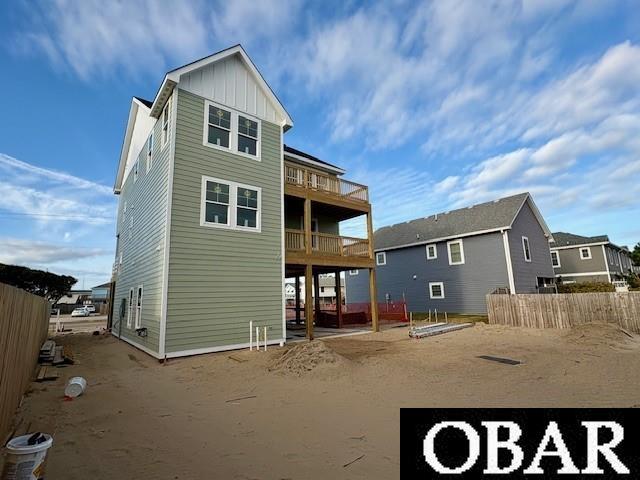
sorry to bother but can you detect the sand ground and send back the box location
[5,322,640,479]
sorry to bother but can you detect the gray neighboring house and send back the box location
[549,232,639,283]
[345,193,555,314]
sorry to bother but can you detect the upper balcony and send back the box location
[284,162,370,212]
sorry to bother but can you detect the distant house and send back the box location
[549,232,639,283]
[54,289,92,314]
[346,193,555,314]
[318,275,345,307]
[91,282,112,307]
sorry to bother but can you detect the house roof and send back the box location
[374,193,551,251]
[283,145,345,175]
[149,44,293,129]
[91,282,112,289]
[549,232,609,248]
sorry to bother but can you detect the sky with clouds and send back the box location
[1,0,639,287]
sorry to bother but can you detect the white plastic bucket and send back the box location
[64,377,87,398]
[1,433,53,480]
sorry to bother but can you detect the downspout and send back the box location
[502,230,516,294]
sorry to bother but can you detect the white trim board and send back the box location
[550,242,608,251]
[165,339,285,359]
[502,231,516,294]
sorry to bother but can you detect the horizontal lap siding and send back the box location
[346,233,509,314]
[165,89,283,353]
[112,101,172,355]
[508,202,555,293]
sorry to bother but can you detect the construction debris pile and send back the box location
[409,322,473,339]
[36,340,74,382]
[269,341,347,376]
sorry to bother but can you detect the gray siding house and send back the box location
[550,232,639,283]
[111,45,378,359]
[346,193,555,314]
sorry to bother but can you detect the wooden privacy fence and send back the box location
[0,283,50,442]
[486,293,640,333]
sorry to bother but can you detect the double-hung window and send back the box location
[162,99,171,146]
[376,252,386,266]
[426,244,437,260]
[238,116,259,156]
[236,187,259,228]
[135,285,143,329]
[551,251,560,268]
[201,176,261,232]
[580,247,592,260]
[429,282,445,299]
[127,288,133,328]
[447,239,465,265]
[203,101,261,159]
[207,105,232,148]
[146,133,153,172]
[204,180,230,226]
[522,236,531,262]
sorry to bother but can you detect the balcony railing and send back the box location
[284,163,369,203]
[285,229,371,258]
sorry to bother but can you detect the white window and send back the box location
[376,252,386,266]
[205,103,231,149]
[203,101,261,160]
[135,285,143,329]
[127,288,133,328]
[349,270,359,276]
[146,133,153,172]
[426,244,437,260]
[551,251,560,268]
[429,282,445,299]
[522,236,532,262]
[161,99,171,146]
[238,115,259,156]
[200,176,261,232]
[133,160,138,183]
[580,247,592,260]
[447,239,465,265]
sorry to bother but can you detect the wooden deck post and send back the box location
[305,265,314,340]
[369,268,379,332]
[304,198,312,255]
[295,275,301,325]
[366,208,374,260]
[335,271,343,328]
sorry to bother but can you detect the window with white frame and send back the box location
[426,244,437,260]
[206,104,232,148]
[349,270,359,276]
[203,101,261,159]
[522,236,532,262]
[127,288,133,328]
[447,239,465,265]
[238,116,259,156]
[236,186,259,228]
[551,251,560,268]
[376,252,386,266]
[146,133,153,172]
[135,285,143,329]
[201,176,261,231]
[162,99,171,146]
[580,247,592,260]
[429,282,445,299]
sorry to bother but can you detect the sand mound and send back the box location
[269,341,348,376]
[564,323,639,349]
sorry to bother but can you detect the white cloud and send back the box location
[0,238,107,265]
[0,153,115,225]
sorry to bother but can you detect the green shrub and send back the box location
[625,273,640,289]
[557,282,615,293]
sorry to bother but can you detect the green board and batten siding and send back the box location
[164,89,284,354]
[112,97,174,356]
